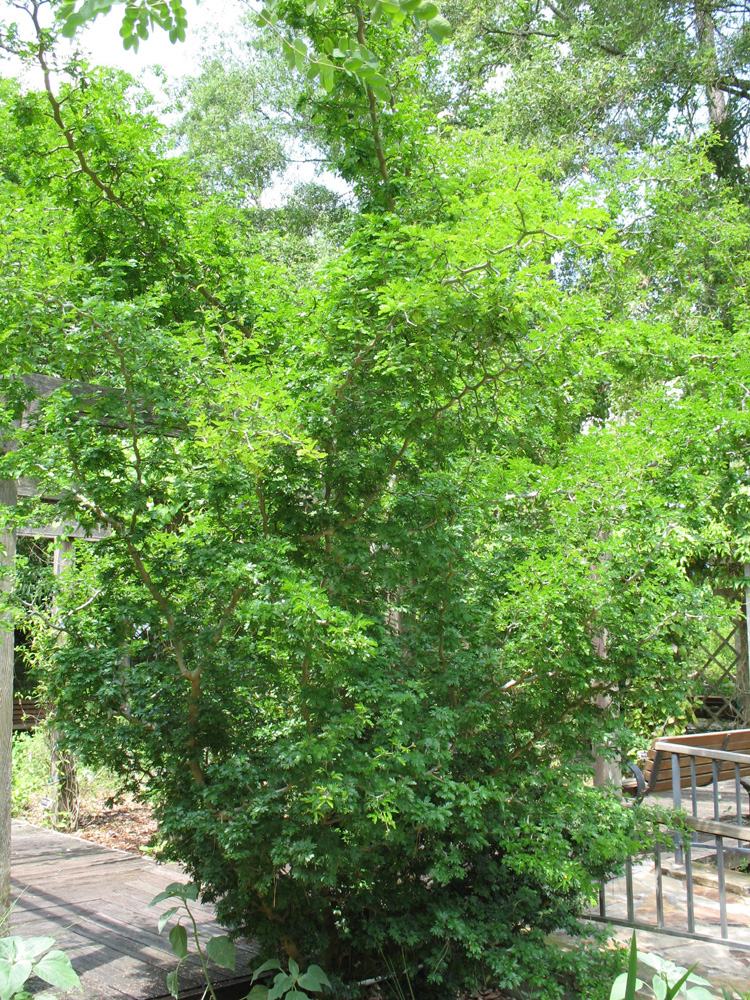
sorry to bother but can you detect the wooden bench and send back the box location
[624,729,750,799]
[13,698,44,732]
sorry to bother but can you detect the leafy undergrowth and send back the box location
[12,728,157,853]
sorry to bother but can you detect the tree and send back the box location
[445,0,750,180]
[0,1,734,995]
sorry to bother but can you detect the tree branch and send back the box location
[355,7,395,213]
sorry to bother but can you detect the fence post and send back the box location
[50,540,78,831]
[0,479,17,921]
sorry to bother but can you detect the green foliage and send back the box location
[0,926,81,1000]
[151,881,235,999]
[11,732,50,815]
[59,0,451,98]
[609,936,714,1000]
[4,4,750,997]
[248,957,332,1000]
[60,0,190,49]
[152,882,332,1000]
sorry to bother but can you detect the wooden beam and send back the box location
[17,373,176,434]
[0,479,17,918]
[19,373,119,401]
[684,815,750,844]
[17,523,110,542]
[653,741,750,765]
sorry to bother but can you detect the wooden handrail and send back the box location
[684,815,750,843]
[652,741,750,765]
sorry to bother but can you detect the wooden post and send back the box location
[0,480,17,918]
[50,540,78,831]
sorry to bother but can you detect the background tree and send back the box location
[0,0,742,996]
[445,0,750,179]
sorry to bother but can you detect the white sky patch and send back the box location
[0,0,238,91]
[0,0,352,206]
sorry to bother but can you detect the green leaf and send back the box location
[305,0,318,11]
[251,959,283,983]
[150,882,199,906]
[414,0,438,17]
[611,936,641,1000]
[246,988,268,1000]
[322,36,333,54]
[167,968,180,998]
[610,972,644,1000]
[297,965,332,991]
[281,38,297,69]
[364,72,389,99]
[653,977,667,1000]
[158,907,180,933]
[427,13,451,40]
[288,958,299,978]
[206,936,235,971]
[0,958,32,1000]
[13,936,55,962]
[32,950,81,992]
[686,989,715,1000]
[665,967,699,1000]
[268,973,294,1000]
[285,992,310,999]
[321,63,335,93]
[294,38,308,72]
[169,924,189,961]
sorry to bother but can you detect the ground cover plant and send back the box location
[2,0,750,996]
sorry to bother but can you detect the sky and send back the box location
[0,0,239,89]
[81,0,238,81]
[0,0,349,204]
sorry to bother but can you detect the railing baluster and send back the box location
[713,760,720,820]
[626,859,634,925]
[716,834,728,939]
[685,841,695,934]
[736,762,743,825]
[655,841,664,929]
[672,753,683,862]
[690,756,698,820]
[599,880,606,918]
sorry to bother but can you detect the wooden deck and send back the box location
[10,820,257,999]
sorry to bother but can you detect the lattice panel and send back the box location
[692,618,746,729]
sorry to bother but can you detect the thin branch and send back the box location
[355,7,395,213]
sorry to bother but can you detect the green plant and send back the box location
[152,883,331,1000]
[11,731,50,816]
[246,958,331,1000]
[151,882,238,1000]
[610,935,714,1000]
[0,909,81,1000]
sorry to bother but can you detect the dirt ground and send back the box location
[75,797,158,853]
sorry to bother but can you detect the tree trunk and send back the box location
[592,630,622,791]
[694,3,727,127]
[50,541,79,832]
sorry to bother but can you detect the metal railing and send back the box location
[588,740,750,950]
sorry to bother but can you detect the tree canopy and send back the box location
[1,0,750,996]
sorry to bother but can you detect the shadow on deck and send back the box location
[11,820,257,999]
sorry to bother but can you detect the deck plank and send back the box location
[10,820,257,999]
